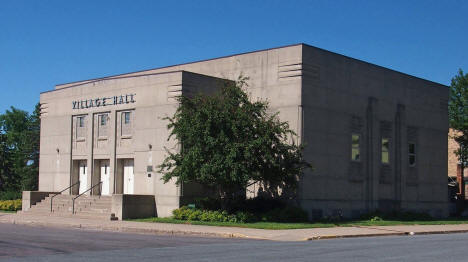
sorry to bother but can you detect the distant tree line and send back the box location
[0,103,40,199]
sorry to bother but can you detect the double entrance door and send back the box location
[76,159,134,195]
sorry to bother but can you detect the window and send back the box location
[124,111,131,124]
[381,138,390,164]
[351,134,360,161]
[98,114,108,138]
[78,116,84,127]
[99,114,107,126]
[408,143,416,166]
[121,111,132,137]
[76,116,86,140]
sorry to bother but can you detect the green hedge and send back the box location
[0,199,21,211]
[172,205,308,223]
[173,206,256,223]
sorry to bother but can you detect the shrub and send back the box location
[173,206,193,220]
[235,211,256,223]
[261,206,309,222]
[187,209,203,221]
[0,199,22,211]
[172,206,257,223]
[171,205,305,223]
[0,191,21,201]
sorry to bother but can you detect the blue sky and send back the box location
[1,0,467,113]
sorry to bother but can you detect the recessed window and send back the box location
[124,112,131,124]
[351,134,360,161]
[78,116,85,127]
[408,143,416,166]
[121,111,132,137]
[99,114,107,126]
[381,138,390,164]
[76,116,86,140]
[98,114,108,138]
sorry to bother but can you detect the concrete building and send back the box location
[29,43,449,219]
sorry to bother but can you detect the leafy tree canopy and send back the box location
[159,77,311,200]
[449,69,468,166]
[0,104,40,192]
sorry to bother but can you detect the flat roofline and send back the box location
[55,43,304,88]
[301,44,448,88]
[42,70,227,94]
[54,42,448,89]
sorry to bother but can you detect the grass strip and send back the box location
[130,217,468,230]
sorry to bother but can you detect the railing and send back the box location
[72,181,102,214]
[50,181,80,212]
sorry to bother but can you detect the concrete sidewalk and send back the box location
[2,212,468,241]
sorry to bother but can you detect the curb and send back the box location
[304,230,468,241]
[4,217,468,242]
[304,232,408,241]
[1,218,253,240]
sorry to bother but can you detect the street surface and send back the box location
[0,223,465,262]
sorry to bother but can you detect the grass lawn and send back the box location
[0,210,16,213]
[131,217,468,230]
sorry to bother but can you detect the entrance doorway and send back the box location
[123,159,134,194]
[78,160,87,194]
[100,160,110,195]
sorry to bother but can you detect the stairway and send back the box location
[20,194,117,220]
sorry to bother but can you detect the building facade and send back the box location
[37,44,449,218]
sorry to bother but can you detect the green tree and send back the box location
[0,132,11,191]
[449,69,468,174]
[159,77,311,202]
[0,103,40,192]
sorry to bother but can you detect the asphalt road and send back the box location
[0,223,466,262]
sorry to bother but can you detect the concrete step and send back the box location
[25,193,115,221]
[25,208,113,218]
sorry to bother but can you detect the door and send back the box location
[123,159,134,194]
[100,160,110,195]
[79,161,87,194]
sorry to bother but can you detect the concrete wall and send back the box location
[22,191,57,211]
[301,45,449,218]
[111,194,155,220]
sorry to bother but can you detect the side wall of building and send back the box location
[301,45,449,218]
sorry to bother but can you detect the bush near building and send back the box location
[0,190,22,200]
[172,196,309,223]
[171,206,308,223]
[0,199,21,211]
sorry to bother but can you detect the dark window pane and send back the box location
[409,143,415,154]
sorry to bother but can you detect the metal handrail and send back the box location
[50,181,80,212]
[72,181,102,214]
